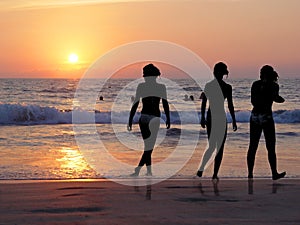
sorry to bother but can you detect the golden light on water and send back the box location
[56,147,92,177]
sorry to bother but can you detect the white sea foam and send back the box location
[1,103,299,125]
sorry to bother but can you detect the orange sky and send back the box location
[0,0,299,78]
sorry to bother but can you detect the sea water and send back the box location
[0,78,299,179]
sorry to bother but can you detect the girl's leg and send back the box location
[247,118,262,178]
[263,119,286,180]
[213,128,227,179]
[198,117,213,173]
[138,149,153,167]
[132,116,159,176]
[263,119,277,175]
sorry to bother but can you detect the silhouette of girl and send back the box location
[247,65,286,180]
[197,62,237,180]
[127,64,170,176]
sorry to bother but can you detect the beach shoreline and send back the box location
[1,178,299,225]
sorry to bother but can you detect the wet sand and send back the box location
[0,178,299,225]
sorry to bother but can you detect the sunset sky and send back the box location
[0,0,299,78]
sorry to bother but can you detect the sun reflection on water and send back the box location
[56,147,95,178]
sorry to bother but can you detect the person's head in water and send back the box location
[213,62,229,80]
[260,65,279,82]
[143,64,161,78]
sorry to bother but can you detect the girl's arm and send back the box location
[162,98,170,129]
[227,85,237,131]
[162,85,170,129]
[200,92,207,128]
[273,83,285,103]
[127,86,141,131]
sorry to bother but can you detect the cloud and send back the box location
[0,0,162,11]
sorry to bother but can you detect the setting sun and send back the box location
[68,53,78,64]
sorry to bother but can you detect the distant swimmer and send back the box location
[99,96,104,101]
[184,94,194,101]
[131,96,135,103]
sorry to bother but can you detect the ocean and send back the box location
[0,78,299,180]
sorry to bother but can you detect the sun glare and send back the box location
[68,53,78,63]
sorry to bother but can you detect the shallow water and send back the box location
[0,123,298,179]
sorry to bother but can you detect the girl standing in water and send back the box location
[197,62,237,180]
[127,64,170,176]
[247,65,286,180]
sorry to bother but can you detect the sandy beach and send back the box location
[0,178,299,225]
